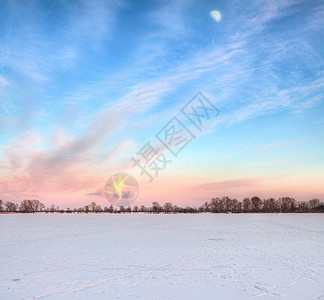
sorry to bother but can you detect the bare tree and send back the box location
[163,202,173,213]
[0,199,3,212]
[39,202,45,212]
[140,205,146,212]
[152,202,161,213]
[308,198,320,210]
[232,199,241,212]
[202,201,210,212]
[89,202,97,212]
[298,201,309,213]
[19,199,45,213]
[31,200,40,211]
[220,197,225,212]
[5,201,18,212]
[243,198,251,212]
[50,204,55,212]
[223,196,233,212]
[251,196,262,212]
[96,204,102,212]
[263,198,277,213]
[171,205,179,213]
[20,200,33,213]
[198,205,204,212]
[279,197,296,213]
[209,198,219,213]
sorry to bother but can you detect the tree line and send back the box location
[0,197,323,213]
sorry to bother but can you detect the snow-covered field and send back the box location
[1,214,324,299]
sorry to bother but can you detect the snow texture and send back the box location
[1,214,324,299]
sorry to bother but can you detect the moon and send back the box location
[210,10,222,22]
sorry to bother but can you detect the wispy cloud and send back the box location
[197,175,284,190]
[86,192,103,197]
[1,0,323,204]
[149,0,195,38]
[0,75,10,88]
[246,134,324,152]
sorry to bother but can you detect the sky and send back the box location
[0,0,323,208]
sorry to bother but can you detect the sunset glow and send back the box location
[0,0,323,208]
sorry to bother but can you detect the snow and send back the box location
[1,213,324,299]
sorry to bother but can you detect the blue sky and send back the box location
[0,0,323,206]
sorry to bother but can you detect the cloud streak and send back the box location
[197,175,284,190]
